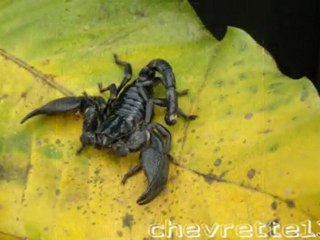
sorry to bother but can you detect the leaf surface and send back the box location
[0,1,320,239]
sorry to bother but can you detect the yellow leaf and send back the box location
[0,0,320,239]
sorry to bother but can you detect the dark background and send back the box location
[189,0,320,93]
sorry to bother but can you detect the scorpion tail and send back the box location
[137,131,169,205]
[20,96,85,124]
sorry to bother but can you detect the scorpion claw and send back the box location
[137,132,169,205]
[20,97,85,124]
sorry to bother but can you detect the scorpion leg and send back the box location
[113,54,133,94]
[20,96,88,124]
[98,54,132,98]
[137,131,169,205]
[177,107,197,121]
[143,86,195,124]
[150,98,197,121]
[152,88,189,107]
[177,89,189,96]
[98,83,117,99]
[121,164,142,184]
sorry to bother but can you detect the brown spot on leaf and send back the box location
[94,168,100,175]
[269,144,279,152]
[233,60,244,66]
[259,129,272,134]
[239,72,247,80]
[244,113,253,119]
[122,213,134,229]
[247,169,256,179]
[271,201,277,210]
[214,158,222,167]
[213,146,221,152]
[203,173,219,184]
[214,80,224,88]
[133,9,145,17]
[21,91,30,99]
[0,94,8,100]
[0,164,5,180]
[117,230,123,237]
[249,86,258,94]
[285,199,295,208]
[202,171,228,184]
[42,59,51,66]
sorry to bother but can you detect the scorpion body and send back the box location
[96,77,154,143]
[21,55,196,205]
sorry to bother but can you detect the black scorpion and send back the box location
[21,54,196,205]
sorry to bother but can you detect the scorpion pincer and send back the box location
[21,54,196,205]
